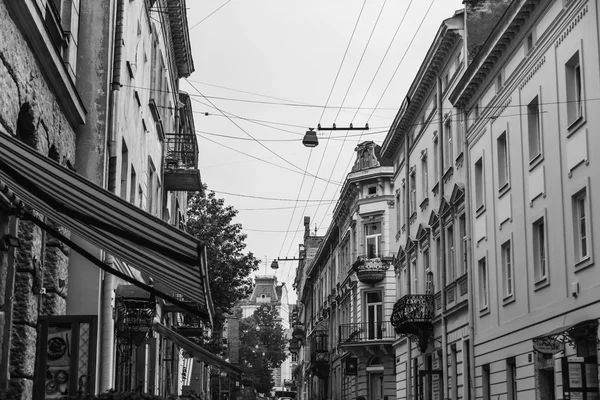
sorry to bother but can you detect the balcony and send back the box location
[339,321,395,345]
[391,294,434,352]
[309,331,329,378]
[352,256,392,285]
[175,313,205,337]
[164,133,202,192]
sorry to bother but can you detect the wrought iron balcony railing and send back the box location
[164,133,201,191]
[352,255,392,284]
[339,321,395,344]
[390,294,434,335]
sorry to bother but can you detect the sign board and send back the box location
[562,356,600,400]
[533,338,565,354]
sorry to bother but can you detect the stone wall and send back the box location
[0,1,79,397]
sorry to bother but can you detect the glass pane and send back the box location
[45,323,71,399]
[77,323,91,395]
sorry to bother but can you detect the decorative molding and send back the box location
[555,4,589,48]
[490,96,512,124]
[519,56,546,91]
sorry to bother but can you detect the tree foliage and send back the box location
[186,184,259,332]
[238,305,288,394]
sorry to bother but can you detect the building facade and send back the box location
[451,0,600,399]
[0,1,238,399]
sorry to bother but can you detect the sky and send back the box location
[180,0,465,302]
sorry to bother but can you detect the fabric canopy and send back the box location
[0,132,213,320]
[153,323,241,376]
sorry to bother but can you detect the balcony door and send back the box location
[365,222,382,259]
[366,292,383,340]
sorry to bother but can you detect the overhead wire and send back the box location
[189,0,232,30]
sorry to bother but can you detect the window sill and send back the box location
[533,277,549,291]
[479,307,490,317]
[502,294,515,306]
[498,182,511,198]
[443,166,454,184]
[574,255,594,273]
[475,204,486,218]
[419,197,429,212]
[528,153,544,171]
[566,115,585,137]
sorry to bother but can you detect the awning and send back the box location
[533,319,598,349]
[0,132,213,320]
[153,322,241,376]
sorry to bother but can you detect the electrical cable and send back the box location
[196,133,342,186]
[189,0,232,30]
[209,189,336,203]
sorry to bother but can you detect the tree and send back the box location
[238,305,288,395]
[186,184,260,333]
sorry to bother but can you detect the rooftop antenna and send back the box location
[314,224,317,235]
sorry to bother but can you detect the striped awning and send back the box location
[0,132,213,321]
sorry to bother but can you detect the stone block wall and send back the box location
[0,1,80,397]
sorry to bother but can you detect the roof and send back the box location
[166,0,194,77]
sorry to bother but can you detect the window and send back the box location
[138,184,143,209]
[291,353,298,363]
[482,364,491,400]
[475,157,484,210]
[411,258,417,294]
[526,32,534,52]
[366,292,383,339]
[396,191,402,231]
[410,169,417,215]
[368,186,377,195]
[447,225,455,283]
[129,166,136,205]
[566,51,583,126]
[120,140,128,200]
[421,154,428,199]
[444,73,449,91]
[507,358,517,400]
[497,131,509,189]
[147,162,155,213]
[365,222,381,258]
[533,217,547,282]
[527,96,541,162]
[459,215,467,275]
[435,237,441,290]
[573,190,590,261]
[501,241,513,298]
[496,73,503,92]
[433,131,439,180]
[445,119,453,169]
[478,257,488,310]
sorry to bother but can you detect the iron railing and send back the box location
[339,321,395,344]
[391,294,434,329]
[165,133,199,169]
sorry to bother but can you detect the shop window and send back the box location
[34,316,98,399]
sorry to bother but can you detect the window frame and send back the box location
[566,49,586,132]
[572,181,594,271]
[501,239,514,302]
[532,213,549,288]
[365,222,382,259]
[478,256,489,314]
[496,130,510,194]
[527,95,543,165]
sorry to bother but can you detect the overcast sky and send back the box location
[180,0,465,302]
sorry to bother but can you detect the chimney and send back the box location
[304,216,310,239]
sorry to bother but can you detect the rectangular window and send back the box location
[478,258,488,310]
[421,155,428,199]
[497,131,509,188]
[526,32,534,52]
[365,222,382,259]
[445,120,453,169]
[410,170,417,215]
[501,241,513,298]
[527,96,541,162]
[433,131,439,181]
[507,358,517,400]
[475,157,484,210]
[129,166,136,205]
[573,190,589,261]
[459,215,467,275]
[411,258,417,294]
[435,237,441,290]
[120,141,128,201]
[496,73,503,92]
[396,192,402,231]
[447,225,455,283]
[147,164,155,213]
[566,51,583,126]
[533,217,547,281]
[482,364,491,400]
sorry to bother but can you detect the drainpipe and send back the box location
[463,107,476,400]
[438,76,448,400]
[404,95,412,400]
[99,0,125,391]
